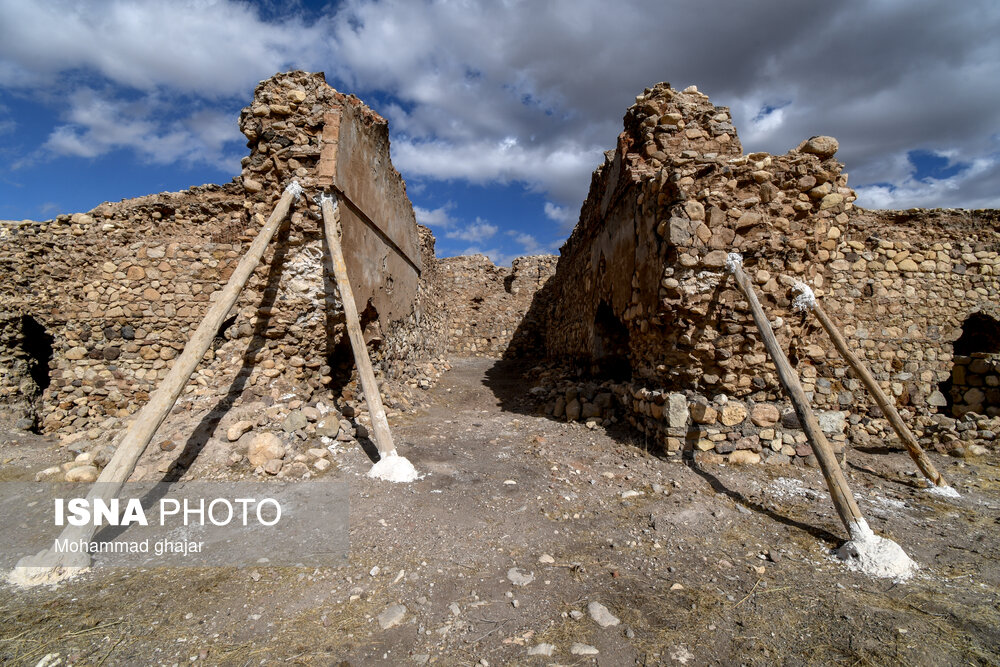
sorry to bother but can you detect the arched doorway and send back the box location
[1,315,54,431]
[592,301,632,381]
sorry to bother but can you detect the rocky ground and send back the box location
[1,357,1000,666]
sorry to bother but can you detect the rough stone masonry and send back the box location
[0,72,450,449]
[521,82,1000,465]
[1,72,997,477]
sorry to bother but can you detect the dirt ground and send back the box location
[1,357,999,666]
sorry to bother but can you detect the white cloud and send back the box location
[1,0,1000,228]
[413,201,456,228]
[543,201,577,229]
[855,155,1000,210]
[0,0,328,97]
[34,87,242,171]
[445,218,498,243]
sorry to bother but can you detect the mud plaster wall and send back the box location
[534,82,1000,463]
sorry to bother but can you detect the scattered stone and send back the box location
[377,604,407,629]
[728,450,761,465]
[282,410,308,433]
[248,433,284,467]
[226,420,253,442]
[65,466,99,483]
[527,644,555,656]
[315,416,340,438]
[588,601,620,627]
[571,643,599,656]
[507,568,535,586]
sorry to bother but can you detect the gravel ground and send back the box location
[1,357,999,666]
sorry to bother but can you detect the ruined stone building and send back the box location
[515,83,999,463]
[1,72,997,473]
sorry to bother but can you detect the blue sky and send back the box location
[2,0,999,265]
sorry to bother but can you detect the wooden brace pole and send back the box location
[20,182,302,569]
[726,254,867,538]
[320,194,396,458]
[804,294,949,488]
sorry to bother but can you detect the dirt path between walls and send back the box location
[2,357,999,666]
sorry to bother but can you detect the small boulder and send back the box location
[65,465,99,483]
[800,135,839,159]
[248,432,284,467]
[227,420,253,442]
[588,601,620,627]
[750,404,779,427]
[377,604,407,629]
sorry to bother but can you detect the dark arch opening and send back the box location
[6,315,55,432]
[592,301,632,381]
[941,312,1000,417]
[326,300,381,397]
[952,312,1000,356]
[21,315,54,396]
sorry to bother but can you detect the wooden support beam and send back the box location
[803,293,950,488]
[320,194,396,458]
[725,254,867,538]
[12,182,302,581]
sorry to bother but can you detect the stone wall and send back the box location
[529,82,1000,464]
[949,354,1000,417]
[436,254,557,357]
[0,72,447,443]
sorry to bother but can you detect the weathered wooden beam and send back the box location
[725,254,866,537]
[10,182,302,585]
[794,285,951,490]
[320,194,396,457]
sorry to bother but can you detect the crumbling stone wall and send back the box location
[0,72,447,442]
[532,82,1000,464]
[436,254,557,357]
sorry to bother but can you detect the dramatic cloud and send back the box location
[0,0,326,96]
[1,0,999,253]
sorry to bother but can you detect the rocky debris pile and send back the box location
[35,353,451,482]
[915,411,999,458]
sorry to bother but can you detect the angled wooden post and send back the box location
[320,194,396,458]
[725,254,868,539]
[10,182,302,584]
[796,287,951,490]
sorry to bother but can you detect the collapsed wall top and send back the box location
[545,81,860,395]
[237,71,422,326]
